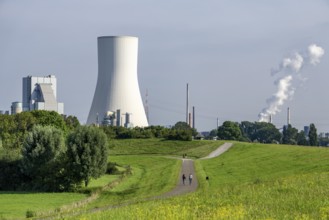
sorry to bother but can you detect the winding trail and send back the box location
[155,159,197,199]
[37,142,233,219]
[159,142,233,198]
[201,142,233,160]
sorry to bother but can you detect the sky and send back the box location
[0,0,328,132]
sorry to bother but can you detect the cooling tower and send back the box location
[87,36,148,127]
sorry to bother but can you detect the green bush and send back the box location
[26,210,36,218]
[106,162,120,174]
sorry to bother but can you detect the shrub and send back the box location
[106,162,120,174]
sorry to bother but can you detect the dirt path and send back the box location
[201,142,233,159]
[37,143,233,219]
[156,142,233,198]
[155,159,197,198]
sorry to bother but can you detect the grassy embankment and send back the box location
[0,139,221,219]
[71,142,329,219]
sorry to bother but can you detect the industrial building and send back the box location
[87,36,148,127]
[22,75,64,114]
[11,101,22,114]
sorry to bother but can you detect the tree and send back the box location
[282,124,298,145]
[240,121,256,142]
[308,123,318,146]
[296,131,308,146]
[167,129,193,141]
[30,110,67,133]
[66,126,108,187]
[217,121,242,140]
[173,121,190,130]
[20,125,66,191]
[255,123,282,143]
[0,148,22,190]
[207,129,218,140]
[64,115,80,130]
[164,121,197,141]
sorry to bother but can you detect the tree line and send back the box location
[212,121,322,146]
[0,111,109,191]
[100,121,197,141]
[0,111,196,192]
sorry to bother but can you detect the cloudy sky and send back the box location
[1,0,328,132]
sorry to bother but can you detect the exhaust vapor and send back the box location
[258,44,324,122]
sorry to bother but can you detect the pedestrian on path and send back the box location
[182,174,186,185]
[189,173,193,185]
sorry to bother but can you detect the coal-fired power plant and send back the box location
[87,36,148,127]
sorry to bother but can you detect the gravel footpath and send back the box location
[37,143,233,219]
[201,142,233,159]
[155,159,198,198]
[156,142,233,198]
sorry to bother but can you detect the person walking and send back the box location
[189,173,193,185]
[182,174,186,185]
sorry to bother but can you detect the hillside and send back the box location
[2,140,329,219]
[73,141,329,219]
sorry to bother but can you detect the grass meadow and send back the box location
[0,192,87,219]
[2,139,329,219]
[1,139,220,219]
[69,142,329,220]
[108,139,223,158]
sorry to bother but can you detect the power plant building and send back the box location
[87,36,148,127]
[22,75,64,114]
[11,101,23,114]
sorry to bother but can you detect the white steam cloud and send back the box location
[259,44,325,122]
[308,44,325,65]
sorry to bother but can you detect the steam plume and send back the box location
[308,44,325,65]
[259,44,324,122]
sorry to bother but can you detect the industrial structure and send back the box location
[87,36,148,127]
[185,83,196,129]
[22,75,64,114]
[11,102,22,114]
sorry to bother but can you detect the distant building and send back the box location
[87,36,148,127]
[11,101,22,114]
[22,75,64,114]
[0,110,9,115]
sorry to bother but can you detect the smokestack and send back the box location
[116,109,121,127]
[186,83,189,124]
[287,107,290,125]
[192,106,195,129]
[217,117,219,129]
[269,114,272,123]
[188,113,192,127]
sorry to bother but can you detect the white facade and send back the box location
[87,36,148,127]
[22,75,64,114]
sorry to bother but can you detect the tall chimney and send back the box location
[188,113,192,127]
[269,114,272,123]
[287,107,290,125]
[186,83,189,124]
[192,106,195,129]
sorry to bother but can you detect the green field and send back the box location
[0,192,87,219]
[2,139,329,219]
[70,142,329,220]
[0,139,220,219]
[108,139,223,158]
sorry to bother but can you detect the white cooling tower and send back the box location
[87,36,148,127]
